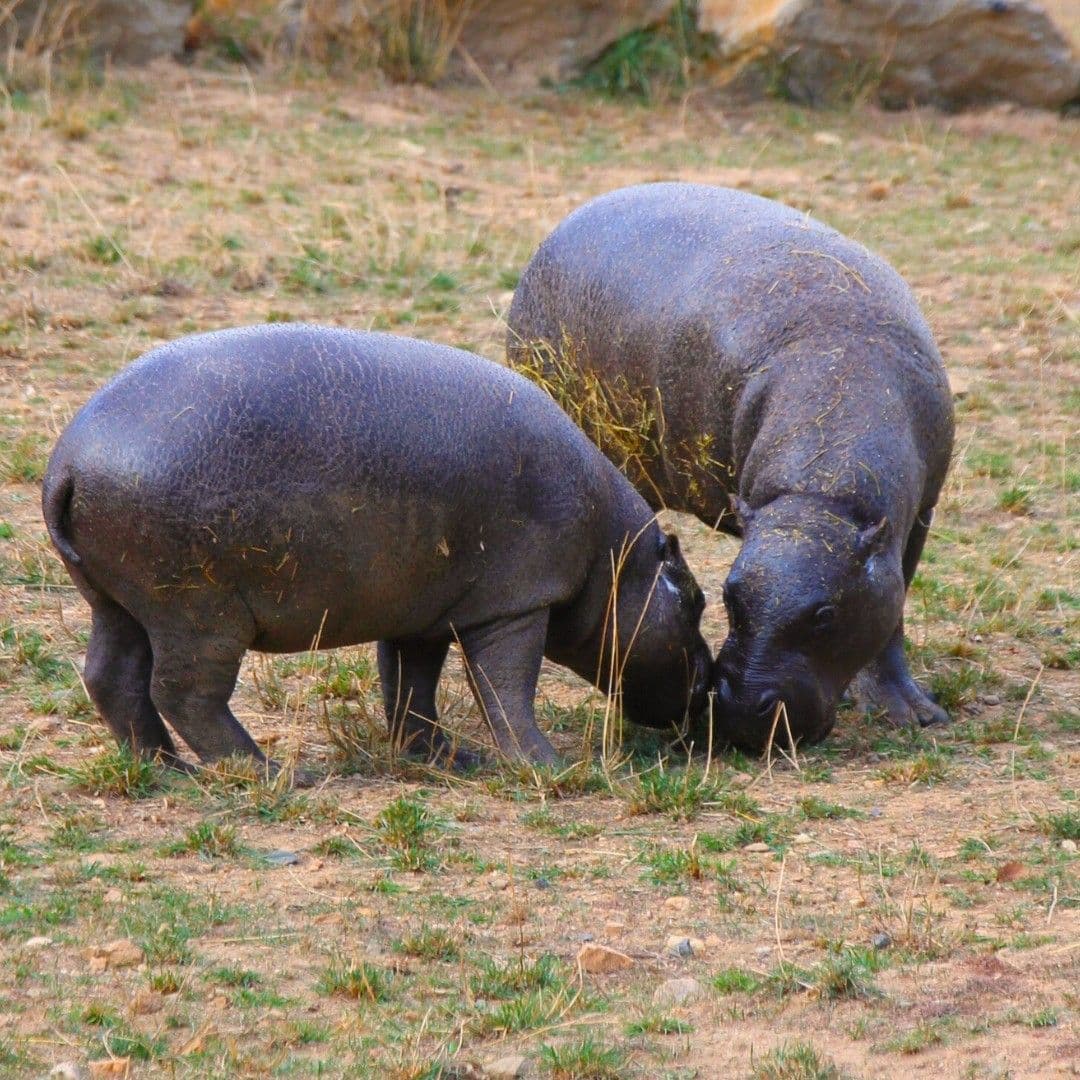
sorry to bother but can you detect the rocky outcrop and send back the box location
[457,0,677,82]
[699,0,1080,110]
[5,0,192,63]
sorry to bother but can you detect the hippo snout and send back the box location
[712,660,834,753]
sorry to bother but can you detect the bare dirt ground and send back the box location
[0,58,1077,1080]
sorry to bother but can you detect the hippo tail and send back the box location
[41,469,82,567]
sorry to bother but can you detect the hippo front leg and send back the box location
[852,511,949,730]
[851,618,949,730]
[457,610,559,766]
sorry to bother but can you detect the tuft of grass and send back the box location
[539,1034,630,1078]
[713,967,763,995]
[68,743,158,799]
[998,484,1034,515]
[372,794,444,872]
[317,956,393,1003]
[576,1,713,102]
[162,821,240,859]
[394,925,460,962]
[0,433,50,483]
[623,1012,692,1036]
[626,765,724,821]
[373,0,476,85]
[751,1041,846,1080]
[1024,1007,1059,1028]
[83,231,127,265]
[797,795,863,821]
[878,751,951,786]
[208,966,261,988]
[883,1019,949,1055]
[1038,811,1079,841]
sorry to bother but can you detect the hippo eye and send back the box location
[812,604,836,633]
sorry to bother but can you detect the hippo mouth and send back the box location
[713,670,835,753]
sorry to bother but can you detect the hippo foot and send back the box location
[852,670,949,730]
[398,738,485,774]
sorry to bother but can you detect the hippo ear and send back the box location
[856,516,889,559]
[729,494,754,529]
[660,532,681,563]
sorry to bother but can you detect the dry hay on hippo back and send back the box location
[507,182,955,753]
[42,324,713,776]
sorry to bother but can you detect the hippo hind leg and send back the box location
[82,599,185,767]
[148,626,267,769]
[378,638,480,770]
[852,511,949,730]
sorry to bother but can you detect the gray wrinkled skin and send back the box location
[507,183,955,752]
[42,325,712,771]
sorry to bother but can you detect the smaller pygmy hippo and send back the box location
[42,325,712,771]
[508,183,955,752]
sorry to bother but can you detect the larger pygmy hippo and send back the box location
[507,183,955,752]
[43,325,712,771]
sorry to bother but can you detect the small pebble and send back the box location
[871,932,892,950]
[653,976,704,1007]
[49,1064,86,1080]
[264,850,300,867]
[580,932,595,942]
[1061,839,1077,853]
[981,694,1002,706]
[669,937,694,958]
[869,807,883,819]
[534,877,551,890]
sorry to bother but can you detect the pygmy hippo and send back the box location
[507,183,955,752]
[43,325,712,771]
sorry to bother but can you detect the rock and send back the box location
[103,889,123,904]
[652,976,704,1007]
[87,939,143,971]
[1062,839,1077,853]
[83,852,123,869]
[88,1060,132,1078]
[263,849,301,867]
[48,1064,86,1080]
[576,942,634,974]
[699,0,1080,111]
[793,832,814,846]
[743,841,771,853]
[10,1,191,65]
[458,1,679,84]
[980,693,1002,706]
[666,934,705,957]
[604,919,627,935]
[487,872,512,891]
[663,895,692,914]
[484,1055,529,1079]
[23,936,53,951]
[871,932,892,950]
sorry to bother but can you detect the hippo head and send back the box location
[609,528,713,738]
[712,495,904,752]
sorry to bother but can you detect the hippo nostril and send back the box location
[757,691,780,720]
